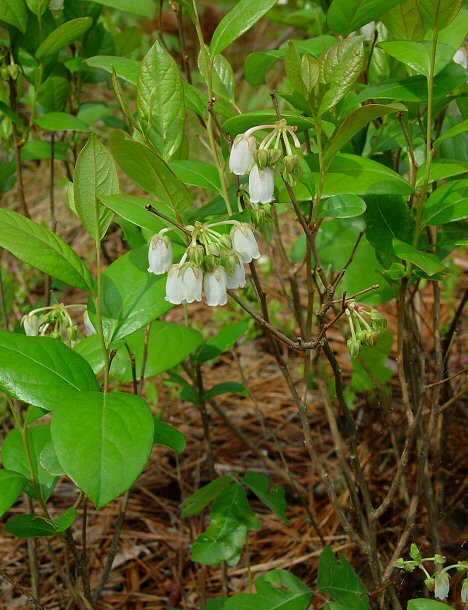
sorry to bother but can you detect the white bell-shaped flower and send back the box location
[148,234,173,275]
[165,265,185,304]
[249,164,275,203]
[229,133,257,176]
[22,314,39,336]
[434,572,450,600]
[204,267,228,307]
[83,310,96,336]
[226,258,246,289]
[231,223,260,264]
[180,266,203,303]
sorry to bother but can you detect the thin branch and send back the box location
[146,203,191,236]
[0,568,49,610]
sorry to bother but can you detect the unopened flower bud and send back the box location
[394,558,405,569]
[7,64,19,80]
[284,154,300,175]
[22,314,39,336]
[434,554,446,565]
[269,149,282,165]
[364,330,379,347]
[347,338,361,358]
[187,243,205,267]
[255,148,270,170]
[425,577,435,592]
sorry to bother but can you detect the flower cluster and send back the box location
[228,119,302,226]
[21,303,89,346]
[395,544,468,603]
[345,300,387,358]
[147,221,260,307]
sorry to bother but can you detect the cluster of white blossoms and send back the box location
[229,118,302,207]
[148,221,260,307]
[20,303,90,346]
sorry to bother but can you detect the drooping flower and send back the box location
[83,310,96,336]
[461,579,468,603]
[229,133,257,175]
[226,258,246,289]
[180,266,203,304]
[22,314,39,336]
[231,223,260,264]
[165,265,185,304]
[249,164,275,204]
[148,234,173,275]
[204,267,228,307]
[434,572,450,600]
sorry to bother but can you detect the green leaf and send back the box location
[169,161,222,193]
[100,194,182,239]
[36,17,92,60]
[40,442,65,476]
[355,63,467,103]
[364,195,414,259]
[35,112,90,132]
[318,195,367,219]
[192,484,260,566]
[110,322,203,382]
[195,322,249,363]
[285,41,305,95]
[89,245,172,344]
[417,159,468,185]
[74,133,118,242]
[51,391,154,509]
[0,331,100,411]
[223,111,323,138]
[153,419,186,454]
[417,0,462,30]
[381,1,426,41]
[203,382,249,402]
[0,470,27,517]
[110,131,192,215]
[55,507,77,532]
[423,179,468,225]
[4,514,57,538]
[393,239,446,275]
[199,48,236,103]
[315,37,365,117]
[86,55,140,84]
[324,103,407,166]
[224,570,312,610]
[304,154,413,197]
[433,118,468,150]
[22,140,70,161]
[0,209,93,291]
[243,471,290,525]
[138,41,185,160]
[82,0,155,18]
[379,41,456,77]
[181,474,238,518]
[318,546,372,610]
[73,334,110,375]
[2,425,58,501]
[0,0,27,33]
[210,0,278,56]
[407,600,454,610]
[327,0,404,36]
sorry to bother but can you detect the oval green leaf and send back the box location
[317,194,367,219]
[0,470,27,517]
[35,112,90,132]
[36,17,92,60]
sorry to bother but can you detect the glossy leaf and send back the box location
[0,0,28,33]
[417,0,462,30]
[153,419,186,454]
[169,161,222,193]
[35,112,90,131]
[223,111,320,138]
[382,1,426,41]
[83,0,155,18]
[2,425,58,501]
[111,322,202,382]
[55,507,77,532]
[379,41,455,77]
[210,0,278,56]
[285,41,305,95]
[393,239,446,275]
[327,0,404,36]
[203,382,249,402]
[51,391,154,509]
[423,179,468,225]
[318,546,372,610]
[138,41,185,160]
[417,159,468,185]
[243,471,290,525]
[181,474,238,518]
[86,55,140,84]
[74,133,118,242]
[407,600,453,610]
[40,442,65,476]
[304,154,413,197]
[110,131,192,215]
[433,118,468,150]
[364,195,414,259]
[195,322,249,363]
[0,209,93,290]
[224,570,312,610]
[317,195,367,219]
[0,331,99,411]
[324,103,407,166]
[0,470,27,517]
[199,48,236,103]
[89,245,172,344]
[36,17,92,60]
[191,484,260,566]
[4,514,57,538]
